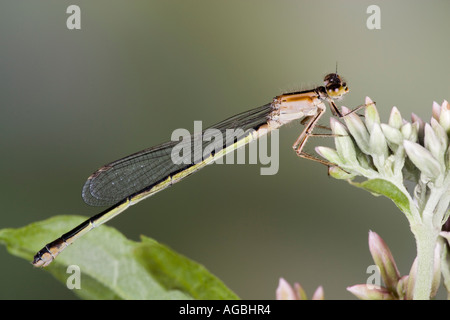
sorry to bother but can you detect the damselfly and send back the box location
[33,73,353,267]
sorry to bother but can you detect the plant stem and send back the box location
[411,223,439,300]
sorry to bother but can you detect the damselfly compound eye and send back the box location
[324,73,349,100]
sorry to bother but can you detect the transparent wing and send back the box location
[82,103,274,206]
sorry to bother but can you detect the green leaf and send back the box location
[350,178,411,217]
[134,237,239,300]
[0,216,238,300]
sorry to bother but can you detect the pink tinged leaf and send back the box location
[311,286,324,300]
[347,284,394,300]
[276,278,298,300]
[293,283,308,300]
[368,231,401,293]
[439,100,450,133]
[432,101,441,120]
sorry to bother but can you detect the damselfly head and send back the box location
[324,73,349,100]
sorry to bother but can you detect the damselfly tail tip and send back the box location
[31,251,51,268]
[31,238,68,267]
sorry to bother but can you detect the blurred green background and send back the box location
[1,1,449,299]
